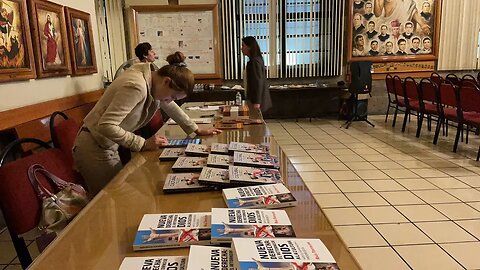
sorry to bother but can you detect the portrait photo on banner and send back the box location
[0,0,36,82]
[65,7,96,76]
[348,0,440,61]
[29,0,71,78]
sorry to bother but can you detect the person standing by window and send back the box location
[241,36,272,112]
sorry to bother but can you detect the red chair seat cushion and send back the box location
[463,112,480,126]
[409,100,420,111]
[443,107,458,121]
[423,103,438,115]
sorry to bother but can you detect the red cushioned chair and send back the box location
[417,78,441,138]
[391,75,407,128]
[461,74,479,87]
[401,77,420,133]
[446,73,461,87]
[49,111,80,168]
[434,81,460,145]
[384,74,396,123]
[0,138,82,269]
[455,84,480,159]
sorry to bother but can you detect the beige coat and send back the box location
[83,63,198,152]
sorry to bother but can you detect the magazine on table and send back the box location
[229,166,282,185]
[159,148,186,161]
[185,143,211,157]
[162,173,215,193]
[228,142,269,154]
[207,154,233,169]
[118,256,188,270]
[210,143,230,154]
[233,152,279,169]
[186,245,235,270]
[223,183,297,209]
[198,167,232,187]
[172,157,207,172]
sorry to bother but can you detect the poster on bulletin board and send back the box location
[130,4,222,79]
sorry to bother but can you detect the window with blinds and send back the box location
[221,0,344,79]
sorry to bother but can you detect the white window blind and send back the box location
[221,0,344,79]
[438,0,480,70]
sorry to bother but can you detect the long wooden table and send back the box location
[28,104,360,270]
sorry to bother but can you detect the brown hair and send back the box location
[157,52,194,95]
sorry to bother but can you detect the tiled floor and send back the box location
[267,115,480,270]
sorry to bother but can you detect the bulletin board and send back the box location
[129,4,221,79]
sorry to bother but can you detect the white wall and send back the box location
[0,0,103,112]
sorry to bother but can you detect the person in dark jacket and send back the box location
[241,36,272,112]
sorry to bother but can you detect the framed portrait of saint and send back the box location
[0,0,36,82]
[28,0,71,78]
[347,0,441,63]
[65,7,97,76]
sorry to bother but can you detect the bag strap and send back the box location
[28,164,54,199]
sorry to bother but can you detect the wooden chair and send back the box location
[0,138,81,269]
[49,111,81,168]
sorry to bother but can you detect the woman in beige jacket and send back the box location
[73,52,221,195]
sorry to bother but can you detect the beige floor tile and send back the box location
[353,170,389,180]
[375,148,403,154]
[4,265,23,270]
[384,153,418,161]
[358,206,408,224]
[326,171,361,181]
[396,204,448,222]
[278,144,302,150]
[410,168,449,178]
[322,207,369,225]
[311,155,340,163]
[288,156,316,164]
[317,162,350,171]
[305,181,341,194]
[335,154,365,162]
[396,160,431,169]
[365,179,406,191]
[344,162,377,171]
[298,171,331,182]
[344,143,370,149]
[426,177,471,189]
[350,247,411,270]
[456,176,480,188]
[0,241,16,264]
[322,143,347,149]
[328,149,356,155]
[382,169,419,179]
[0,228,10,241]
[444,189,480,202]
[283,149,310,157]
[345,192,389,207]
[335,181,373,193]
[394,244,463,269]
[439,167,478,177]
[295,139,318,145]
[440,242,480,269]
[375,223,433,245]
[422,159,459,168]
[301,144,325,150]
[379,191,425,205]
[361,154,390,162]
[395,178,439,190]
[456,220,480,240]
[371,161,403,170]
[305,149,330,156]
[432,203,480,220]
[469,202,480,211]
[312,193,353,208]
[351,148,381,155]
[412,190,461,204]
[335,225,388,248]
[416,221,477,243]
[292,163,322,172]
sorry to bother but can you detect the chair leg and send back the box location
[9,230,32,269]
[433,117,443,145]
[466,125,469,144]
[402,109,409,132]
[427,115,432,131]
[385,103,391,123]
[416,112,424,138]
[477,145,480,161]
[453,123,462,153]
[392,105,399,127]
[445,119,449,137]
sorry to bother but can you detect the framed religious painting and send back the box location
[65,7,97,76]
[28,0,71,78]
[347,0,442,73]
[0,0,36,82]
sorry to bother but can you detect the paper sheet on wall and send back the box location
[137,10,216,74]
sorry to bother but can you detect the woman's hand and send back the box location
[142,135,169,151]
[195,128,223,136]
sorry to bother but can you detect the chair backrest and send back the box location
[403,77,419,100]
[49,111,80,168]
[419,78,438,103]
[461,74,479,87]
[458,84,480,113]
[430,72,443,86]
[0,139,80,235]
[393,75,404,98]
[446,73,460,86]
[438,81,458,108]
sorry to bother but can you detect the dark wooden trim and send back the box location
[0,89,103,131]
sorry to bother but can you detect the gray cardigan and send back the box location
[246,56,272,112]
